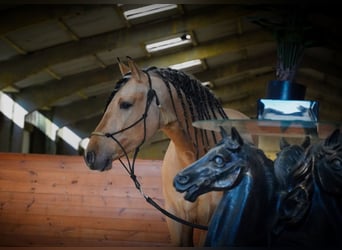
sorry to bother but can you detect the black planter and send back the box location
[266,80,306,100]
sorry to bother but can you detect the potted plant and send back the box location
[249,7,319,100]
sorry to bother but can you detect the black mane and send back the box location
[151,67,227,154]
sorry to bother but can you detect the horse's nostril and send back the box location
[176,174,190,184]
[85,151,96,168]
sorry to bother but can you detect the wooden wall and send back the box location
[0,153,171,247]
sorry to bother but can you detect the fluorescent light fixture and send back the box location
[0,91,28,128]
[123,4,177,20]
[146,34,192,53]
[170,59,202,70]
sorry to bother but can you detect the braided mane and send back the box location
[151,67,228,155]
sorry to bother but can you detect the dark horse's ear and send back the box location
[301,136,311,149]
[219,126,229,139]
[279,137,290,150]
[231,127,244,146]
[324,128,340,146]
[117,57,130,76]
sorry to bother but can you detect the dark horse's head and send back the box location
[313,128,342,195]
[174,126,273,202]
[274,136,311,190]
[272,129,342,247]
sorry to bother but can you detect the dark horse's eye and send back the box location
[213,155,225,166]
[119,101,132,109]
[331,158,342,171]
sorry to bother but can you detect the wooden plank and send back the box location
[0,168,163,189]
[0,164,163,183]
[0,200,166,221]
[0,191,164,210]
[0,153,163,175]
[0,213,168,233]
[0,181,163,199]
[0,233,170,247]
[0,153,171,246]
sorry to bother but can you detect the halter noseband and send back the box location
[90,69,208,231]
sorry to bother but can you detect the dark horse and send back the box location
[271,129,342,247]
[174,127,277,247]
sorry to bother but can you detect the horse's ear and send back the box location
[279,137,290,150]
[301,136,311,149]
[231,127,243,146]
[219,126,228,139]
[127,56,144,82]
[324,128,340,146]
[117,57,130,76]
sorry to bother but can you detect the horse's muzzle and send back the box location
[85,151,96,168]
[173,173,192,192]
[84,151,112,171]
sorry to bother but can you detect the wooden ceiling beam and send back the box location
[214,73,272,102]
[14,33,272,111]
[52,93,108,126]
[302,55,342,81]
[195,52,275,84]
[15,65,118,111]
[296,74,341,106]
[0,5,102,36]
[66,116,100,138]
[0,5,253,88]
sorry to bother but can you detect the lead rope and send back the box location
[91,70,208,231]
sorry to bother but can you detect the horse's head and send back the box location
[314,128,342,195]
[272,130,342,240]
[173,127,247,202]
[274,136,310,189]
[84,58,164,171]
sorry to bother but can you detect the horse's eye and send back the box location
[213,155,225,166]
[119,101,132,109]
[331,158,342,171]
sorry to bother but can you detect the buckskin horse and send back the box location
[174,127,277,246]
[84,57,251,246]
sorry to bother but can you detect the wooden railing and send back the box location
[0,153,171,246]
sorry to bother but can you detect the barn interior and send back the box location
[0,2,341,158]
[0,1,341,247]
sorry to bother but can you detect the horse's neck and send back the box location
[205,175,256,246]
[162,120,218,162]
[310,182,342,233]
[207,170,275,247]
[161,121,196,154]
